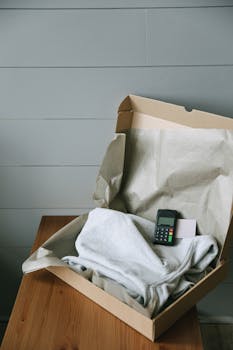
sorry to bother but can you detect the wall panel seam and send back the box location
[0,165,100,167]
[1,6,233,10]
[0,118,115,120]
[1,64,233,68]
[0,208,91,210]
[144,8,149,66]
[0,207,93,210]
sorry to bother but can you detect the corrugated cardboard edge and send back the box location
[46,265,154,340]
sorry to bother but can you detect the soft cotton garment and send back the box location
[62,208,219,317]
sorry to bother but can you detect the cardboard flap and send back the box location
[220,211,233,261]
[117,95,233,131]
[108,95,233,259]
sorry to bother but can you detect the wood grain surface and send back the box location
[1,216,203,350]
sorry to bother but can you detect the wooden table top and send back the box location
[1,216,203,350]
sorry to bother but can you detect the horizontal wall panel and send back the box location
[198,283,233,317]
[0,247,30,320]
[148,8,233,65]
[0,209,91,247]
[1,67,233,119]
[1,8,233,66]
[0,10,146,66]
[1,1,233,8]
[0,167,98,208]
[0,120,114,165]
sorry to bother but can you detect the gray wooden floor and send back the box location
[200,324,233,350]
[0,322,232,348]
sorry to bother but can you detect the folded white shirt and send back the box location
[62,208,218,317]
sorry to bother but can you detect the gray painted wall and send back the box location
[0,1,233,321]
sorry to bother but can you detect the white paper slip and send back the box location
[176,219,196,238]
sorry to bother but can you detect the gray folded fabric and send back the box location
[62,208,218,317]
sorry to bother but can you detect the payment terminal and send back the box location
[154,209,178,246]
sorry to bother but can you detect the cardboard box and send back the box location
[35,95,233,340]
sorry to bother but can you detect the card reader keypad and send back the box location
[154,226,174,244]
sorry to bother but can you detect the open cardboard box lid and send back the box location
[115,95,233,263]
[24,95,233,340]
[117,94,233,131]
